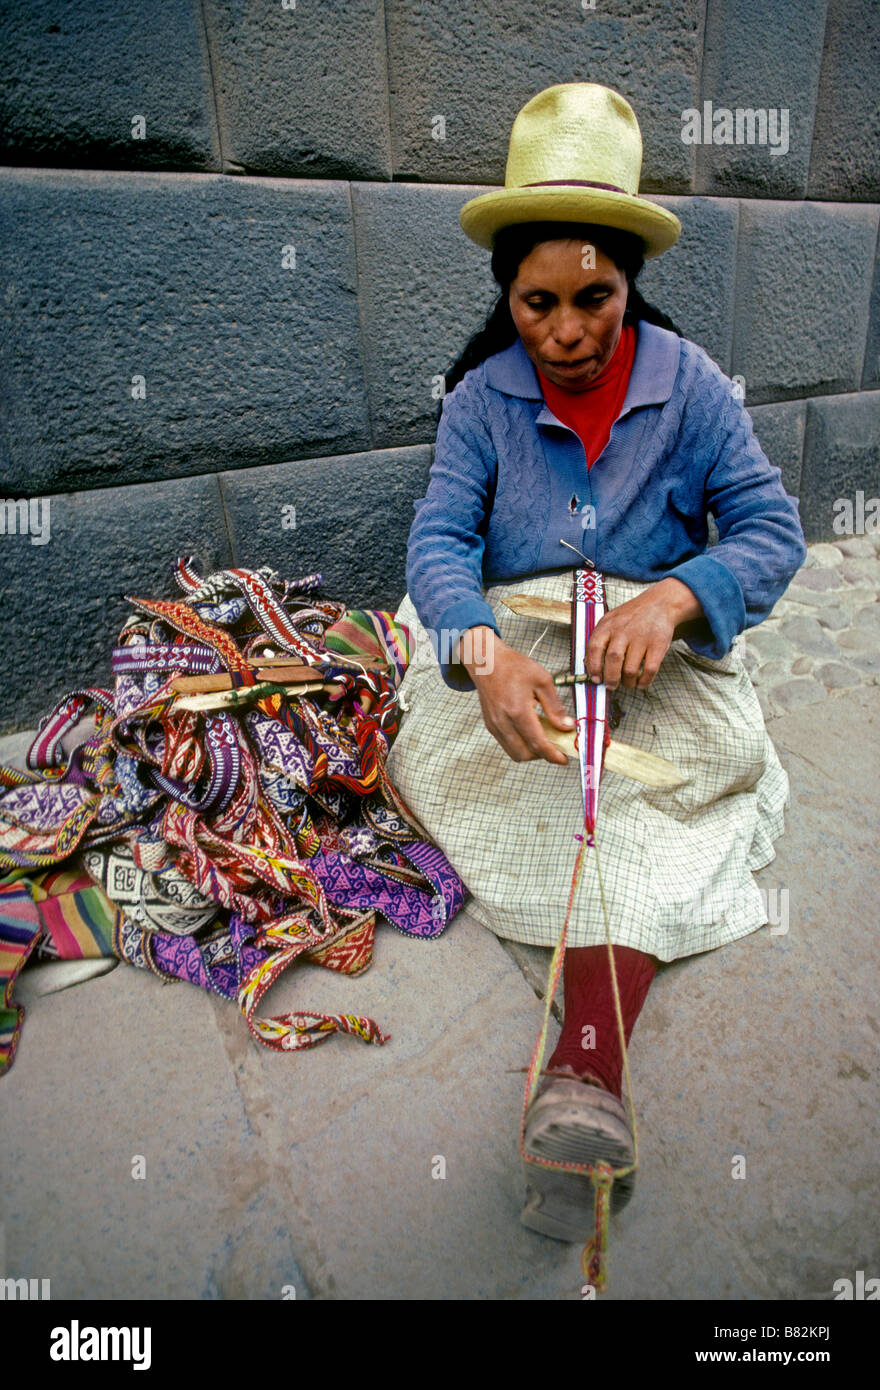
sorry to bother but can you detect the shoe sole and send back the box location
[521,1081,636,1242]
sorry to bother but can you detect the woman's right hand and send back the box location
[459,626,575,765]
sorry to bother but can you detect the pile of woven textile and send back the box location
[0,557,466,1076]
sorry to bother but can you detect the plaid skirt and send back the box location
[386,573,790,961]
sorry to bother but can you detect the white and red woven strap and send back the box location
[570,569,608,843]
[519,564,638,1294]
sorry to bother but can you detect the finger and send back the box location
[600,640,629,691]
[476,689,532,762]
[533,675,576,730]
[585,626,610,683]
[489,725,535,762]
[485,710,541,763]
[621,642,648,689]
[513,705,569,765]
[535,712,574,761]
[636,639,667,688]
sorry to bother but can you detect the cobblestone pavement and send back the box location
[743,533,880,719]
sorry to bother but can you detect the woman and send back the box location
[385,84,806,1241]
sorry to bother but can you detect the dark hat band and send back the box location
[522,178,632,195]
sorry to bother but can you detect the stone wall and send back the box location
[1,0,878,729]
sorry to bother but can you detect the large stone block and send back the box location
[352,182,498,448]
[746,399,807,500]
[808,0,880,201]
[384,0,702,190]
[799,391,880,542]
[694,0,827,198]
[0,473,231,732]
[862,234,880,391]
[0,171,370,494]
[637,195,738,371]
[204,0,392,179]
[0,0,220,171]
[732,200,879,404]
[220,445,433,611]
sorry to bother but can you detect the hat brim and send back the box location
[459,185,681,258]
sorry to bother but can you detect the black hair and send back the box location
[441,220,682,401]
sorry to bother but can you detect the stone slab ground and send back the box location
[0,686,877,1301]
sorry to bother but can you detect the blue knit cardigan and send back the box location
[406,321,807,689]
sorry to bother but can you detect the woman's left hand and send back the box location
[586,577,704,690]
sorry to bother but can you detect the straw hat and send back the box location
[459,83,680,258]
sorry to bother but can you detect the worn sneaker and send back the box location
[520,1074,636,1241]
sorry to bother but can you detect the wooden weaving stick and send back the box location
[502,595,690,788]
[502,594,571,625]
[503,593,706,642]
[171,663,321,694]
[537,716,688,789]
[174,681,326,713]
[171,657,389,695]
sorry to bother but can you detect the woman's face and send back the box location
[508,238,629,392]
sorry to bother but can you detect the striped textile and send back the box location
[0,866,121,1074]
[386,572,791,961]
[324,609,413,684]
[0,877,42,1073]
[30,866,120,958]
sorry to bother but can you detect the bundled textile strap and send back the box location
[0,560,467,1076]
